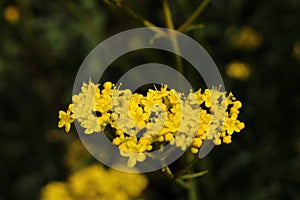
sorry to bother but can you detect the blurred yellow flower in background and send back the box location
[227,26,263,51]
[40,164,148,200]
[64,139,90,170]
[226,61,251,80]
[293,42,300,61]
[40,182,72,200]
[3,5,20,23]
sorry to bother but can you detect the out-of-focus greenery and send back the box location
[1,0,300,199]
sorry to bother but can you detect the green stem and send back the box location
[162,160,207,200]
[188,179,198,200]
[162,0,175,30]
[163,166,174,179]
[103,0,166,36]
[177,0,211,32]
[162,0,183,75]
[163,166,190,189]
[180,170,208,180]
[175,178,190,190]
[175,156,198,178]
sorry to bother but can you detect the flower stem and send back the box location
[162,0,183,75]
[163,166,174,179]
[162,0,175,30]
[180,170,208,180]
[103,0,166,36]
[177,0,211,32]
[188,179,198,200]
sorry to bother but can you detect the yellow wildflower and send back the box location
[109,169,148,197]
[4,5,20,23]
[64,139,90,169]
[118,136,149,168]
[68,165,108,199]
[165,132,174,142]
[293,42,300,61]
[41,164,148,200]
[228,26,263,50]
[40,182,71,200]
[192,138,202,148]
[129,94,149,128]
[58,105,73,132]
[121,151,147,168]
[42,164,149,200]
[223,135,232,144]
[58,80,245,166]
[226,61,251,80]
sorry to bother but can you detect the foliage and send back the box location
[1,0,300,199]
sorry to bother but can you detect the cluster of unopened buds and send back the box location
[58,81,245,168]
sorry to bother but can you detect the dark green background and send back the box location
[1,0,299,199]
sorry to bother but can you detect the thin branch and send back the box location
[103,0,167,36]
[162,0,183,74]
[177,0,210,32]
[162,0,175,30]
[180,170,208,180]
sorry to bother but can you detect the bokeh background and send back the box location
[1,0,300,199]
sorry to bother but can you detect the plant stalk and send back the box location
[177,0,211,32]
[162,0,183,75]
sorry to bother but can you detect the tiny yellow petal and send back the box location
[103,82,113,90]
[214,138,222,145]
[236,121,245,130]
[136,153,146,162]
[190,147,199,154]
[192,138,203,148]
[223,136,232,144]
[113,137,121,146]
[127,157,137,168]
[165,133,174,142]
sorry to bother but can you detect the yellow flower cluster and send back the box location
[227,26,263,51]
[226,61,251,80]
[64,139,90,169]
[40,164,148,200]
[58,81,245,168]
[293,42,300,61]
[3,5,20,24]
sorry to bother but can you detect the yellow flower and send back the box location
[81,115,101,134]
[41,164,148,200]
[64,139,90,169]
[68,165,108,199]
[228,26,263,50]
[293,42,300,61]
[109,169,148,197]
[103,81,113,90]
[95,93,111,113]
[58,80,245,163]
[70,81,105,134]
[222,135,232,144]
[128,94,149,128]
[118,136,149,168]
[202,89,212,107]
[58,105,73,132]
[192,138,202,148]
[40,182,71,200]
[121,151,147,168]
[224,117,244,135]
[171,133,193,151]
[4,5,20,23]
[226,61,251,80]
